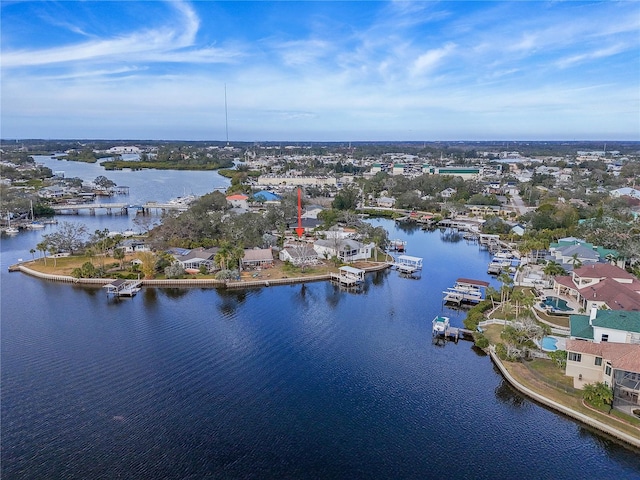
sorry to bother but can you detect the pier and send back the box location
[391,254,423,277]
[432,315,474,344]
[103,279,142,297]
[330,266,365,287]
[443,278,489,306]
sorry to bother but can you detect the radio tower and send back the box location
[224,84,229,146]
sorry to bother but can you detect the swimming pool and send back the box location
[541,336,558,351]
[540,296,572,312]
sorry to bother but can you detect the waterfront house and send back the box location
[570,308,640,344]
[564,339,640,413]
[313,239,373,263]
[170,247,219,272]
[279,245,319,266]
[552,263,640,311]
[119,239,150,254]
[241,248,274,270]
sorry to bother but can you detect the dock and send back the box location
[432,315,474,344]
[330,266,365,287]
[391,254,423,277]
[388,239,407,252]
[103,279,142,297]
[443,278,489,306]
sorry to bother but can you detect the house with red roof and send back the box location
[565,308,640,413]
[552,263,640,311]
[565,338,640,413]
[226,194,249,210]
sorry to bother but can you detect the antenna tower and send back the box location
[224,84,229,146]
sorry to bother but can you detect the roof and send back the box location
[253,191,281,201]
[174,247,218,262]
[283,246,317,258]
[569,315,594,340]
[565,339,640,373]
[242,248,273,262]
[456,278,490,287]
[314,239,366,250]
[573,263,636,281]
[579,278,640,311]
[556,244,599,260]
[570,310,640,339]
[226,194,249,201]
[339,266,364,274]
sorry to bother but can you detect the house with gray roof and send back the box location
[279,245,319,266]
[313,239,373,263]
[171,247,219,272]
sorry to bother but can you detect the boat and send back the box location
[389,239,406,252]
[432,316,450,336]
[5,214,19,235]
[27,201,45,229]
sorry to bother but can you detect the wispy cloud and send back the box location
[1,0,638,140]
[1,0,235,68]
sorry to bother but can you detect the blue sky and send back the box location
[1,1,638,141]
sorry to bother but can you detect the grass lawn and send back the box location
[21,255,388,281]
[501,358,640,440]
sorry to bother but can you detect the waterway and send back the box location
[1,161,639,478]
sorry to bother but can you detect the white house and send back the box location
[313,239,373,263]
[377,197,396,208]
[279,245,319,266]
[226,194,249,210]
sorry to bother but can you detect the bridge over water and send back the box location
[51,202,190,215]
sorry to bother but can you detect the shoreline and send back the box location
[9,261,391,289]
[10,260,639,451]
[488,348,640,450]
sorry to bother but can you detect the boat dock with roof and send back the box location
[443,278,490,305]
[103,279,142,297]
[330,266,365,287]
[391,254,423,277]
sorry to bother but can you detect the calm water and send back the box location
[1,164,639,478]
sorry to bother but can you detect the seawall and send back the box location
[488,348,640,450]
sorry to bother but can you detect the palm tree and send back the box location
[114,248,125,269]
[543,260,566,278]
[497,272,513,304]
[214,242,232,271]
[569,253,582,270]
[582,382,614,411]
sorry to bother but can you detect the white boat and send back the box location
[5,214,18,235]
[27,201,45,229]
[432,316,450,335]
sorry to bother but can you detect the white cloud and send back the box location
[410,43,456,77]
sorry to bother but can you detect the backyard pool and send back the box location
[541,336,558,351]
[540,296,572,312]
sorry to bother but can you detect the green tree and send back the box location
[113,248,125,269]
[582,382,614,411]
